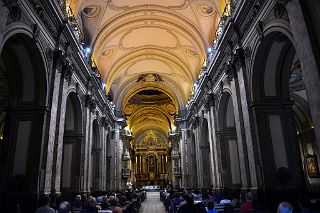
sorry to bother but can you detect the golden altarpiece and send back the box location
[130,130,170,188]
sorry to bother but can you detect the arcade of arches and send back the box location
[0,0,320,211]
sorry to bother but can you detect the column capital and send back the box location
[204,92,215,110]
[85,94,96,112]
[224,48,245,82]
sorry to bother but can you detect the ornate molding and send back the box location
[85,94,96,112]
[274,0,291,18]
[204,92,215,110]
[3,0,21,21]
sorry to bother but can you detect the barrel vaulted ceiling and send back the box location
[69,0,228,137]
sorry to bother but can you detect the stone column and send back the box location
[113,124,122,189]
[99,123,104,190]
[101,120,107,190]
[53,75,69,192]
[43,70,62,193]
[209,102,223,189]
[286,0,320,149]
[83,95,94,192]
[180,127,188,187]
[237,67,258,189]
[205,96,217,188]
[228,71,250,189]
[193,117,203,188]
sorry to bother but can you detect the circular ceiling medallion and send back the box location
[124,104,134,115]
[101,48,113,57]
[82,6,101,18]
[197,4,215,16]
[167,103,176,115]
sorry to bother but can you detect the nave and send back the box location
[139,192,166,213]
[0,0,320,212]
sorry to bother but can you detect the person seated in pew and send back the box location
[277,202,293,213]
[240,192,254,212]
[194,202,207,213]
[214,190,223,204]
[107,197,122,213]
[171,191,184,213]
[35,194,55,213]
[206,201,218,213]
[177,193,195,213]
[224,204,234,213]
[100,196,109,210]
[84,196,101,213]
[73,195,82,210]
[57,201,71,213]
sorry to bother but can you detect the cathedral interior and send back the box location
[0,0,320,212]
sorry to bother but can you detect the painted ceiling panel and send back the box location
[73,0,228,139]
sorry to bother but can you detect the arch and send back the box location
[199,118,211,187]
[250,30,308,196]
[61,92,83,195]
[65,92,83,134]
[0,33,47,212]
[190,132,198,188]
[251,31,295,102]
[217,92,235,130]
[90,119,101,191]
[217,92,241,188]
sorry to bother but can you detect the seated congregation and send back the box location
[160,186,320,213]
[35,189,145,213]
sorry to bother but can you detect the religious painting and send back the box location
[305,154,320,178]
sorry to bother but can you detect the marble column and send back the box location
[237,67,258,189]
[193,120,203,188]
[205,106,217,188]
[229,75,250,189]
[113,125,122,189]
[43,70,62,193]
[180,128,188,187]
[53,76,69,192]
[209,103,222,188]
[83,96,94,192]
[101,123,108,190]
[286,0,320,149]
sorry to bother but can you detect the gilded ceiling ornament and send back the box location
[136,73,164,83]
[186,48,198,57]
[167,103,176,115]
[101,49,113,57]
[82,6,101,18]
[197,4,215,16]
[124,104,134,115]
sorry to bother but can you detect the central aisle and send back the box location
[139,192,166,213]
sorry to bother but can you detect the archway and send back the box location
[200,118,212,187]
[251,31,308,204]
[105,130,112,189]
[0,33,47,212]
[190,132,198,188]
[217,92,241,189]
[61,92,82,196]
[90,120,101,191]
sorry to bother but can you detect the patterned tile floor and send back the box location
[139,192,167,213]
